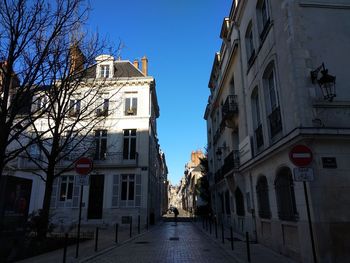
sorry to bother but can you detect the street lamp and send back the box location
[310,62,336,101]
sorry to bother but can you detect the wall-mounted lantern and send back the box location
[215,146,228,161]
[310,63,336,101]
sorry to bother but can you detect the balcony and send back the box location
[254,124,264,148]
[93,152,138,167]
[268,107,282,138]
[222,95,238,128]
[221,150,240,176]
[57,152,139,168]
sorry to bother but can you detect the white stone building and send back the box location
[4,55,167,228]
[204,1,350,262]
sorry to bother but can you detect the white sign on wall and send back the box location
[239,136,252,164]
[293,167,314,182]
[75,175,89,185]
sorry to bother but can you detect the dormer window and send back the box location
[100,65,110,78]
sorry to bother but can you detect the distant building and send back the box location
[204,1,350,262]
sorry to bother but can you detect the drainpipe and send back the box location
[249,172,258,242]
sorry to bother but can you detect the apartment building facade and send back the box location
[204,1,350,262]
[3,55,167,229]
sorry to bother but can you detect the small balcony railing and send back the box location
[268,106,282,138]
[221,150,240,176]
[254,124,264,148]
[222,95,238,121]
[94,151,139,167]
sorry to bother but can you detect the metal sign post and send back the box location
[74,158,93,258]
[290,145,317,263]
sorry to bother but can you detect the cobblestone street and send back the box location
[84,222,238,263]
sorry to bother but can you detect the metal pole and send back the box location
[94,227,99,252]
[146,216,149,230]
[129,216,132,238]
[63,233,68,263]
[304,181,318,263]
[215,219,218,239]
[138,215,140,234]
[209,219,212,234]
[230,227,234,250]
[75,184,84,258]
[246,232,251,262]
[115,223,119,243]
[221,223,224,244]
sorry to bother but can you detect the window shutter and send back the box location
[135,174,141,207]
[112,174,119,207]
[72,184,80,208]
[50,177,59,208]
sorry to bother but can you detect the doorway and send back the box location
[87,174,104,219]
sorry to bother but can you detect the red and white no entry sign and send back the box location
[75,157,93,175]
[289,145,313,167]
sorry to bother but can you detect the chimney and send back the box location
[133,59,139,70]
[69,44,85,74]
[141,56,148,76]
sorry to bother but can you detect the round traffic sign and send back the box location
[289,145,313,167]
[75,157,93,175]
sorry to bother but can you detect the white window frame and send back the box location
[94,129,107,160]
[121,174,135,201]
[59,176,74,202]
[100,65,110,78]
[124,96,138,116]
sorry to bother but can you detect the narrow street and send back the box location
[84,222,238,263]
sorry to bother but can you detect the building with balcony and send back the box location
[204,1,350,262]
[3,55,167,228]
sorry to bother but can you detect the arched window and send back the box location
[275,167,298,221]
[245,21,255,67]
[235,187,245,216]
[256,176,271,219]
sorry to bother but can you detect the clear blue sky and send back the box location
[87,0,232,185]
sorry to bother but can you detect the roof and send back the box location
[84,60,145,79]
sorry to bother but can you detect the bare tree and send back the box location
[0,0,120,235]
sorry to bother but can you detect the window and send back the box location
[257,0,270,41]
[251,88,263,148]
[100,65,110,78]
[256,176,271,219]
[32,95,47,113]
[125,97,138,115]
[123,129,136,159]
[235,187,245,216]
[96,95,109,117]
[94,130,107,160]
[245,22,255,66]
[275,167,298,221]
[69,99,80,117]
[59,176,74,201]
[263,63,282,137]
[121,174,135,201]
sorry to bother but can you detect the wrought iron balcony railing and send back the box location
[222,95,238,121]
[221,150,240,176]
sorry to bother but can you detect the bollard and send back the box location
[230,227,234,250]
[129,216,133,238]
[115,223,119,243]
[215,219,218,239]
[138,215,140,234]
[221,223,225,244]
[63,233,68,263]
[95,227,99,252]
[246,232,251,262]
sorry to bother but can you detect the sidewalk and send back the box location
[193,218,298,263]
[17,222,156,263]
